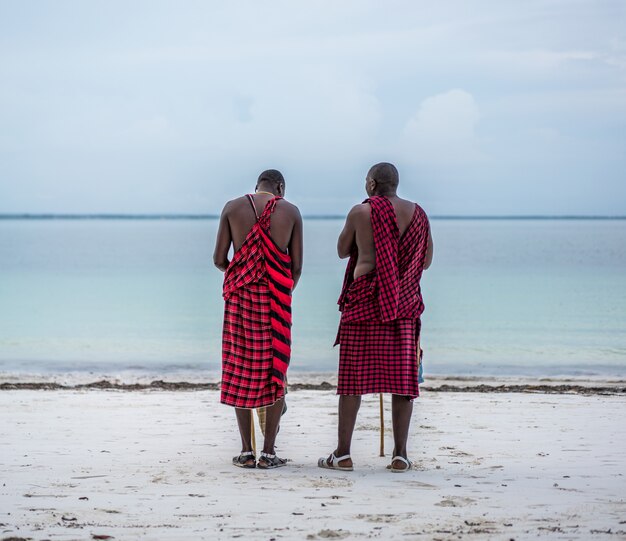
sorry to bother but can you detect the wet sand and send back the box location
[1,384,625,540]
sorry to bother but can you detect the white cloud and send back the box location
[0,1,624,214]
[401,89,484,165]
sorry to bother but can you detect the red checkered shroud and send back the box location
[220,196,294,409]
[335,196,430,398]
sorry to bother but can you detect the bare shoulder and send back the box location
[348,202,370,217]
[401,198,429,226]
[276,198,302,220]
[397,196,418,209]
[408,199,429,219]
[399,197,426,216]
[222,196,248,215]
[347,202,371,224]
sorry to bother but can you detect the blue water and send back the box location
[1,218,625,377]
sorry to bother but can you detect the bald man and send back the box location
[319,162,433,473]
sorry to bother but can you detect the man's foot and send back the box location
[318,452,353,471]
[257,452,288,469]
[389,455,412,473]
[232,451,256,468]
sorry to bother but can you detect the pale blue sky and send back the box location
[0,1,624,215]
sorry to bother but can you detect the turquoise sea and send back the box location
[1,218,625,378]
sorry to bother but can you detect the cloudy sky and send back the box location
[0,1,624,215]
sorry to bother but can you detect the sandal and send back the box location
[317,452,353,472]
[389,455,412,473]
[232,451,256,469]
[257,452,288,469]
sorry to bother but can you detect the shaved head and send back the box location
[367,162,399,195]
[368,162,399,188]
[257,169,285,189]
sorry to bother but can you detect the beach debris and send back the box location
[316,530,350,539]
[356,513,402,524]
[79,497,89,500]
[538,525,564,532]
[91,535,114,540]
[1,380,625,394]
[61,515,77,522]
[435,496,474,507]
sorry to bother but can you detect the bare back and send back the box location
[338,195,432,279]
[228,194,298,252]
[213,193,304,288]
[355,196,416,278]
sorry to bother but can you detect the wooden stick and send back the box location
[417,335,422,373]
[257,406,267,437]
[250,412,256,456]
[379,393,385,457]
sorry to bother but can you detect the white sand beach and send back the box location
[1,385,625,540]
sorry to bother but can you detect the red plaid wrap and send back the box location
[336,196,430,398]
[220,197,294,409]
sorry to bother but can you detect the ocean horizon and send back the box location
[2,214,626,220]
[1,217,625,379]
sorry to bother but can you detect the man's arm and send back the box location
[213,204,232,272]
[423,228,434,270]
[287,208,303,290]
[337,205,360,259]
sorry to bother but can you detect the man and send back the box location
[214,169,303,469]
[318,162,433,473]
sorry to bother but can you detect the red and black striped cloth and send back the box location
[336,196,430,398]
[220,196,294,409]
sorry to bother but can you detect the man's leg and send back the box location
[261,398,285,454]
[337,395,361,456]
[321,394,361,467]
[234,408,254,461]
[232,407,256,467]
[391,394,413,466]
